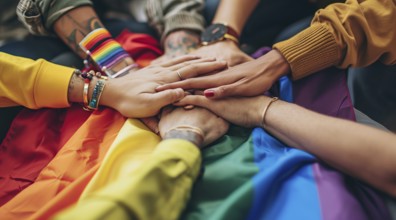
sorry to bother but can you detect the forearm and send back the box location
[212,0,260,34]
[53,6,104,58]
[53,6,133,74]
[264,100,396,196]
[162,30,200,57]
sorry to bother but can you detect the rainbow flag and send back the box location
[181,71,391,220]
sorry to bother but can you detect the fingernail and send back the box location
[204,90,215,98]
[184,105,195,110]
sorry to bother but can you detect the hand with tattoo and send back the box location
[151,30,201,64]
[159,106,229,148]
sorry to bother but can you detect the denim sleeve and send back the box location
[17,0,92,36]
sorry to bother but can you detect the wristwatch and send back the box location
[201,23,239,46]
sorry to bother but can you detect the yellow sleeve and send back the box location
[55,139,201,220]
[0,52,74,108]
[273,0,396,80]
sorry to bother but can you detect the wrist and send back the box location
[163,30,200,55]
[212,39,239,48]
[163,128,204,148]
[67,71,85,103]
[201,23,239,46]
[257,49,290,80]
[99,77,116,108]
[260,97,279,128]
[106,57,135,73]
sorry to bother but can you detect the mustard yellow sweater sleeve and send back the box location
[0,52,74,108]
[273,0,396,80]
[55,139,201,220]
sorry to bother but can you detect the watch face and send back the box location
[201,23,228,44]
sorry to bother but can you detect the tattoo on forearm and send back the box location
[63,15,103,55]
[165,31,200,56]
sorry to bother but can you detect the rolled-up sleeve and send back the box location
[17,0,93,36]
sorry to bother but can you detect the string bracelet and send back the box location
[261,97,279,127]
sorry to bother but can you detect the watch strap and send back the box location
[224,24,239,44]
[201,23,240,45]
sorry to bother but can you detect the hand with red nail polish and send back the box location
[156,50,290,99]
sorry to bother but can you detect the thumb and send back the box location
[151,88,185,107]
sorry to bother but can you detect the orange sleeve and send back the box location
[0,52,74,109]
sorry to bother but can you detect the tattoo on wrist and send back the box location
[68,72,81,103]
[164,129,204,148]
[165,31,200,56]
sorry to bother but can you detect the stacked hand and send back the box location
[159,106,229,148]
[173,94,271,128]
[100,55,227,118]
[153,31,252,67]
[190,40,252,67]
[156,50,290,98]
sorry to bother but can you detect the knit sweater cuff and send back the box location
[273,24,340,80]
[162,13,204,43]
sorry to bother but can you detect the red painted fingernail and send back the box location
[204,90,215,98]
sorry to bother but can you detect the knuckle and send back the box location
[217,86,227,95]
[166,90,179,101]
[190,64,199,72]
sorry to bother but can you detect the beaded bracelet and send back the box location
[73,69,108,111]
[79,28,130,78]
